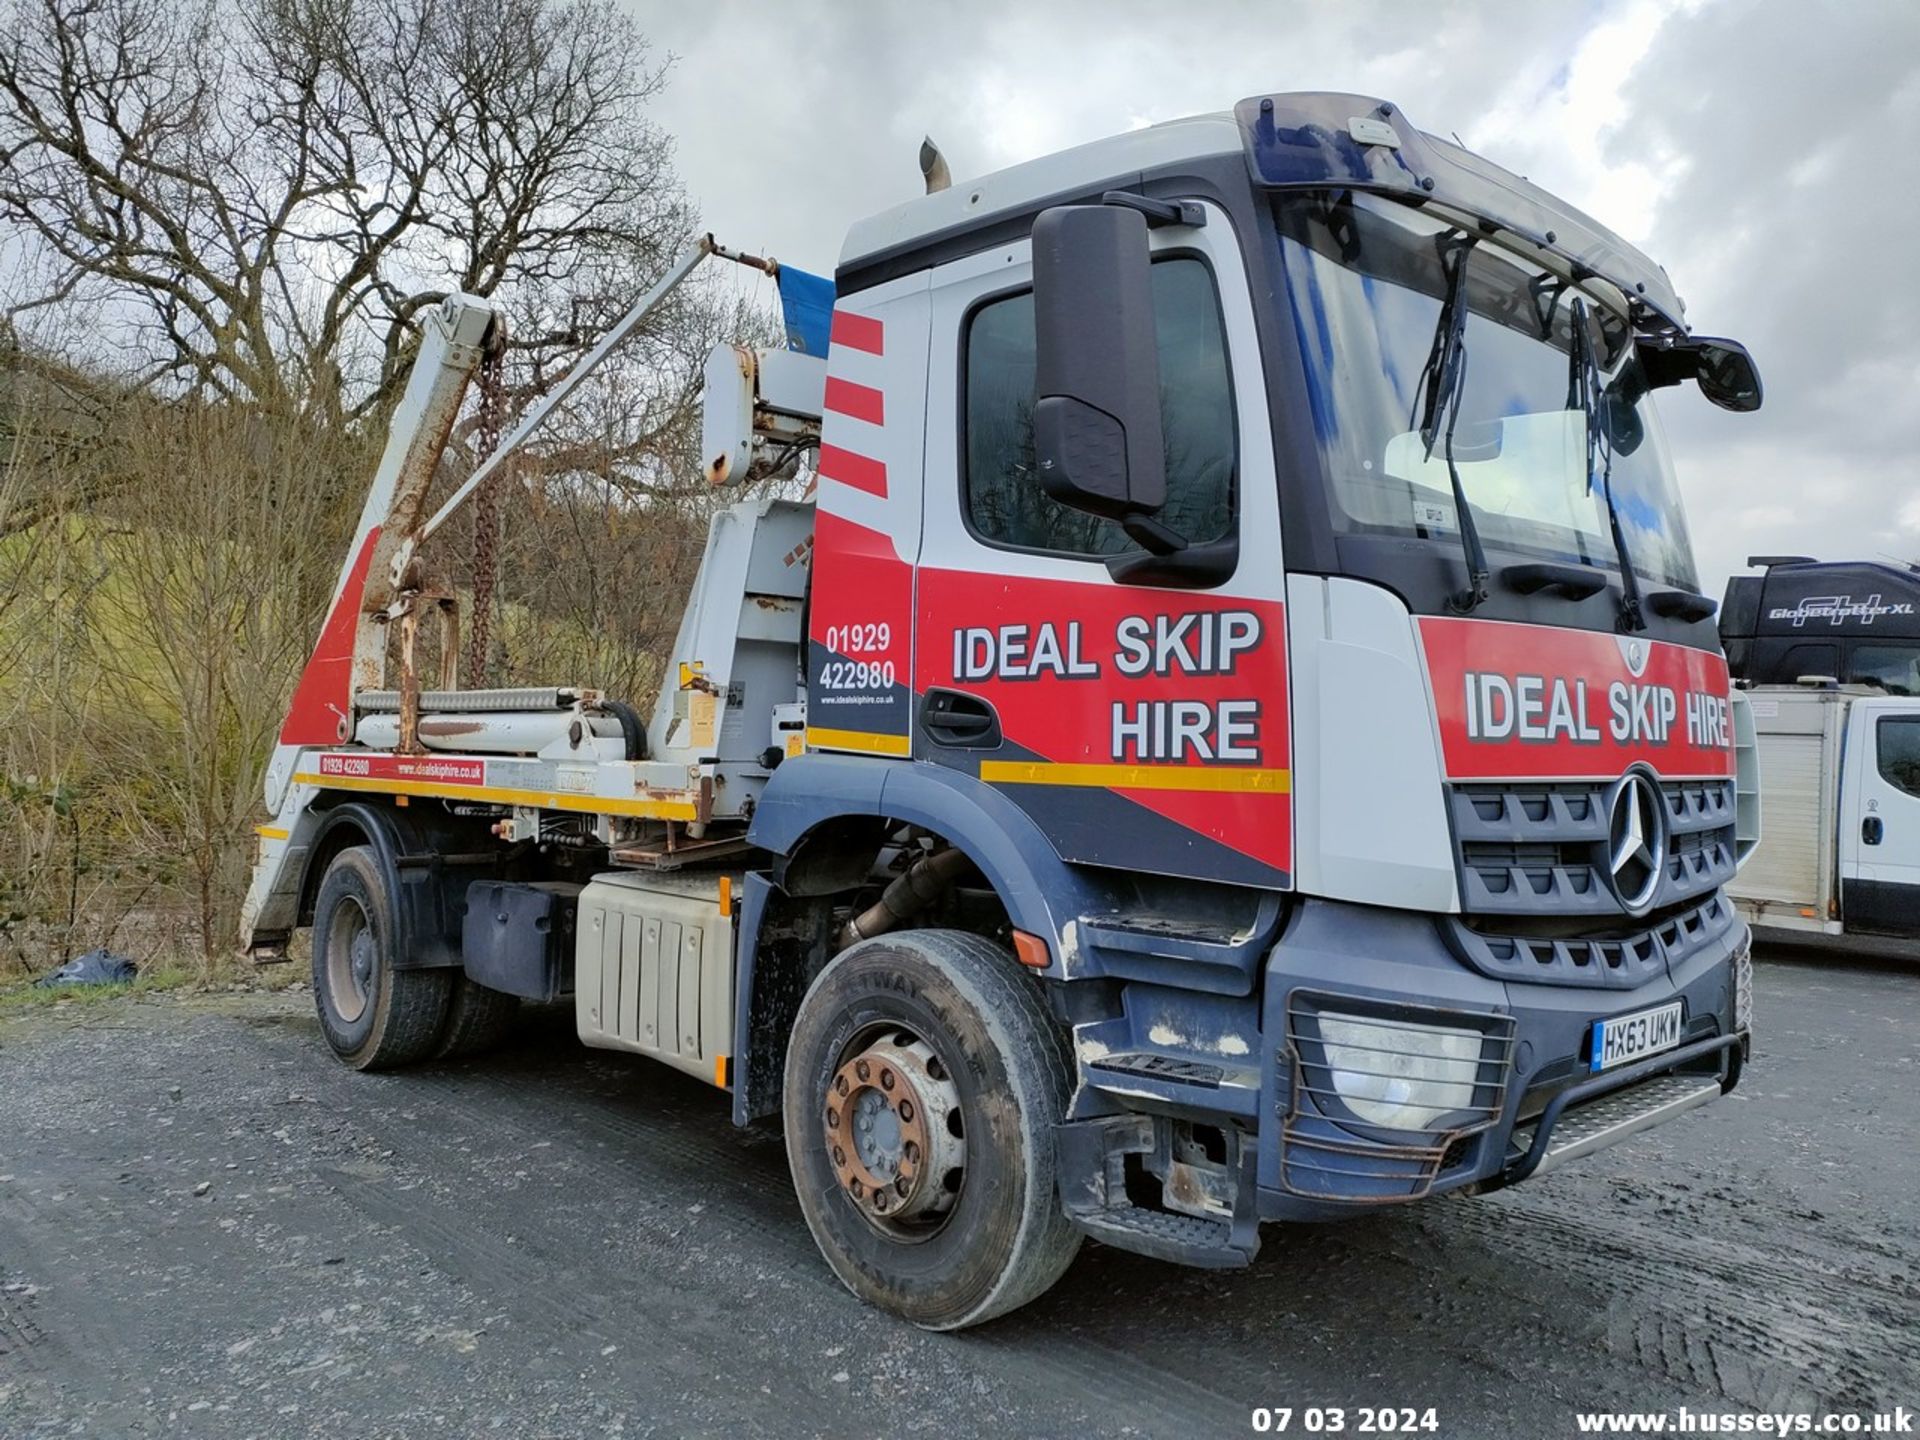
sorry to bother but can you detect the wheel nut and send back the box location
[826,1107,839,1128]
[894,1175,910,1196]
[873,1191,889,1211]
[849,1178,864,1198]
[879,1068,894,1091]
[832,1145,845,1165]
[898,1099,914,1123]
[903,1140,919,1164]
[834,1075,849,1097]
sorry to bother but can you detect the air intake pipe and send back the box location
[836,846,973,950]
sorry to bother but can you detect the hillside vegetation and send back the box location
[0,0,768,978]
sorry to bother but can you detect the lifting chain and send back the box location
[467,325,508,685]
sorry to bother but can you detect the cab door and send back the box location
[1838,699,1920,938]
[914,200,1293,890]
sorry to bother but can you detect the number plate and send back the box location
[1590,1001,1683,1073]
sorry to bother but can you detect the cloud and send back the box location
[634,0,1593,268]
[626,0,1920,592]
[1610,0,1920,587]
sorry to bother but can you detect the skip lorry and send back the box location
[244,93,1764,1328]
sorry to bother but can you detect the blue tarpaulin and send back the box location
[777,266,835,358]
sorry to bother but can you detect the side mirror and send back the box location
[1694,339,1763,413]
[1030,205,1167,525]
[1637,333,1763,413]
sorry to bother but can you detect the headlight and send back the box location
[1316,1012,1486,1131]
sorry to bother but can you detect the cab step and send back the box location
[1070,1201,1256,1269]
[1056,1114,1262,1268]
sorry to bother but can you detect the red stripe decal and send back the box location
[818,443,888,497]
[823,375,885,425]
[829,310,884,355]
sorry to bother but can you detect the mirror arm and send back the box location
[1121,513,1188,555]
[1633,331,1697,391]
[1108,535,1238,590]
[1100,191,1207,229]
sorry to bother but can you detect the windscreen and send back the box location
[1275,192,1699,593]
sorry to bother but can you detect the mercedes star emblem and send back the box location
[1605,771,1666,912]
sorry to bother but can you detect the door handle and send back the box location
[920,689,1002,749]
[1863,816,1884,846]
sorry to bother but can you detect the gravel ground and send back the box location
[0,946,1914,1439]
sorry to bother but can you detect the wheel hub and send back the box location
[823,1034,965,1232]
[325,899,373,1024]
[350,930,375,996]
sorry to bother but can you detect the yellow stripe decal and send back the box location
[292,772,699,821]
[979,761,1291,794]
[805,726,911,757]
[255,826,290,840]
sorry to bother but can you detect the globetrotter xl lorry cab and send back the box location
[1723,556,1920,947]
[242,93,1767,1329]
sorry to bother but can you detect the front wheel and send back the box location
[311,845,451,1070]
[782,929,1081,1330]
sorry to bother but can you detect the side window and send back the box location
[1877,717,1920,799]
[1775,642,1838,681]
[1849,644,1920,697]
[964,255,1234,556]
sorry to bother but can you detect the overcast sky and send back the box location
[630,0,1919,601]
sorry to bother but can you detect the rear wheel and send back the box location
[782,929,1081,1330]
[311,845,451,1070]
[433,976,520,1060]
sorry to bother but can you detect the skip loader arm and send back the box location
[240,236,742,955]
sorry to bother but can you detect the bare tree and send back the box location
[0,0,785,973]
[0,0,696,421]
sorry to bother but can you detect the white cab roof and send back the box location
[840,112,1242,269]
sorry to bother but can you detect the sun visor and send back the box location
[1235,92,1687,330]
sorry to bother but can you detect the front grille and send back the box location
[1444,891,1740,989]
[1452,777,1737,920]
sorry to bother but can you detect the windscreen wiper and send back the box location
[1411,232,1489,612]
[1568,297,1646,633]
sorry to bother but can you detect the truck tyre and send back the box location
[782,929,1081,1330]
[432,977,520,1061]
[311,845,451,1071]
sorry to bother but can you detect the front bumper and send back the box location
[1057,894,1749,1263]
[1256,896,1747,1218]
[1502,1035,1740,1183]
